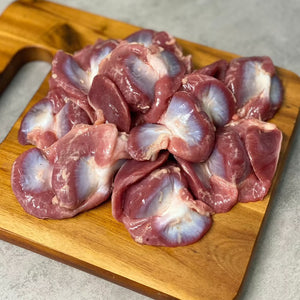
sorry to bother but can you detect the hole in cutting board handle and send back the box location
[0,46,53,93]
[0,61,51,143]
[0,46,53,143]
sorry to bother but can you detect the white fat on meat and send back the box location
[128,123,170,161]
[62,53,90,94]
[21,100,54,135]
[136,124,169,147]
[12,123,130,219]
[177,118,282,212]
[224,56,283,120]
[128,92,215,163]
[19,98,91,149]
[200,85,231,126]
[206,148,225,179]
[239,61,270,106]
[89,45,115,85]
[126,30,154,46]
[270,75,283,106]
[125,54,166,100]
[160,207,211,245]
[181,72,236,127]
[125,29,163,48]
[162,95,203,145]
[20,148,52,192]
[160,50,182,77]
[134,170,180,218]
[76,155,118,201]
[159,91,215,163]
[88,40,117,88]
[148,52,169,76]
[119,165,212,247]
[148,175,210,245]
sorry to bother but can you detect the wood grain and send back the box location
[0,1,299,299]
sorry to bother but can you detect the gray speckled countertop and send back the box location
[0,1,299,299]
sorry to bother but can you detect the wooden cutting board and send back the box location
[0,1,299,299]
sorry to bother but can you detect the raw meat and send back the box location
[18,94,91,149]
[125,29,192,73]
[224,56,283,120]
[88,74,131,132]
[112,157,212,247]
[49,50,96,122]
[177,118,282,212]
[128,124,170,161]
[197,59,229,81]
[128,91,215,163]
[74,39,119,77]
[181,72,236,127]
[112,151,169,221]
[176,127,249,213]
[98,40,188,123]
[12,123,130,219]
[49,40,120,126]
[159,91,215,162]
[228,119,282,202]
[12,28,284,247]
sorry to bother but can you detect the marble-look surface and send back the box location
[0,1,299,299]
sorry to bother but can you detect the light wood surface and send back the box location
[0,1,299,299]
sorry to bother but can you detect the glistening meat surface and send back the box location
[177,118,282,213]
[98,41,188,124]
[12,28,284,247]
[112,158,212,247]
[224,56,283,120]
[12,123,129,219]
[181,72,236,127]
[229,119,282,202]
[128,91,215,163]
[19,95,91,149]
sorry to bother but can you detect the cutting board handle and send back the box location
[0,46,53,94]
